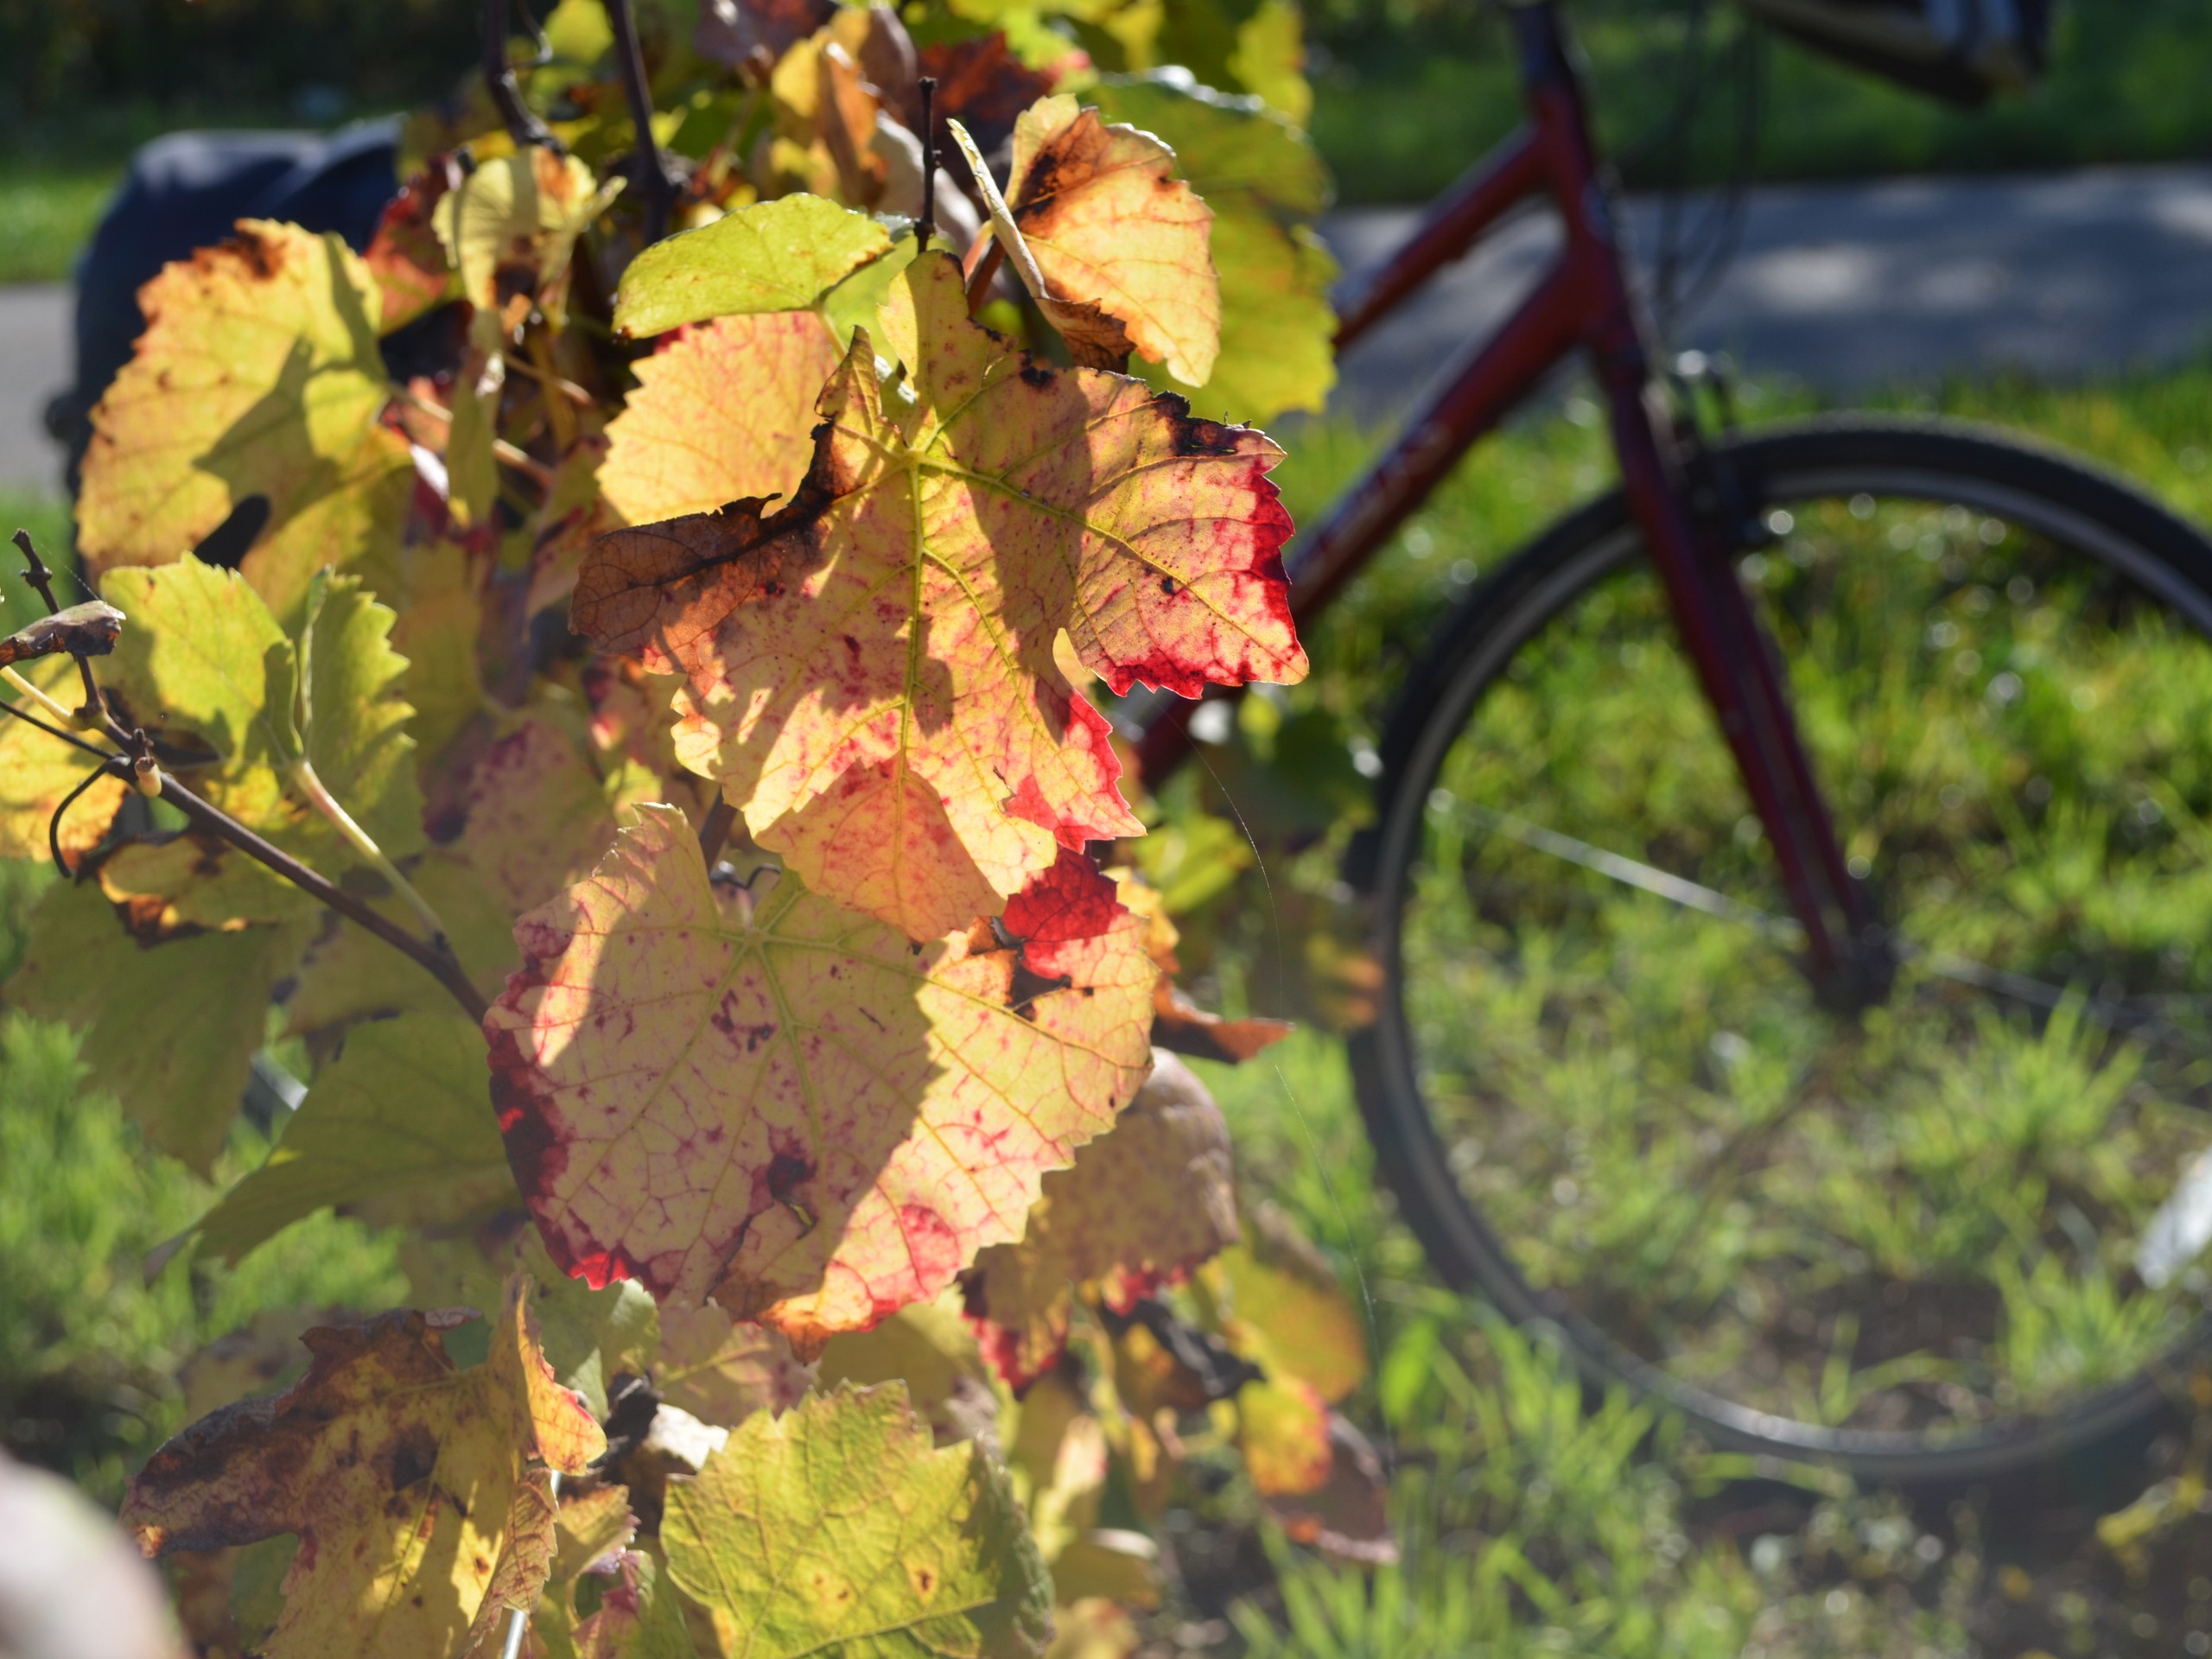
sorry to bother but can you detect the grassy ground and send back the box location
[10,362,2212,1649]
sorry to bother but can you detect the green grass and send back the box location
[0,171,116,285]
[1143,356,2212,1653]
[1313,1,2212,203]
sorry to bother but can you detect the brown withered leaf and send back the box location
[695,0,836,67]
[0,600,125,667]
[1151,980,1294,1065]
[120,1281,605,1659]
[917,33,1055,156]
[1262,1413,1399,1566]
[965,1051,1239,1391]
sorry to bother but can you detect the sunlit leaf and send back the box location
[598,312,842,527]
[661,1382,1052,1659]
[613,195,892,339]
[9,877,308,1173]
[77,220,414,621]
[435,149,620,327]
[121,1285,605,1659]
[483,804,1154,1349]
[574,252,1300,938]
[965,1051,1238,1390]
[974,94,1219,384]
[1089,77,1337,423]
[0,656,126,869]
[1227,0,1312,124]
[103,560,423,867]
[194,1014,512,1264]
[1213,1202,1368,1404]
[1234,1372,1331,1497]
[98,835,317,938]
[455,717,626,921]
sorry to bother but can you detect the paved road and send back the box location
[4,162,2211,491]
[1324,161,2212,421]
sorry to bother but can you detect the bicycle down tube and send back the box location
[1132,0,1881,997]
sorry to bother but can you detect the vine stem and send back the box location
[159,769,490,1021]
[483,0,559,153]
[2,664,85,732]
[7,528,490,1024]
[698,795,737,865]
[916,76,938,254]
[12,530,102,720]
[606,0,677,244]
[289,758,454,949]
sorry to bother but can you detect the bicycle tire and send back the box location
[1347,413,2212,1486]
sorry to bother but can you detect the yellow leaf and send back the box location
[77,220,413,622]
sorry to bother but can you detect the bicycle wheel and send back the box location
[1348,414,2212,1484]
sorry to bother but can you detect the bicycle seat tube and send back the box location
[1505,0,1883,999]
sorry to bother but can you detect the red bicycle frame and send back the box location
[1133,0,1883,998]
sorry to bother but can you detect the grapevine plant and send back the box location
[0,0,1387,1653]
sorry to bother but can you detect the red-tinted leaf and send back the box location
[483,805,1154,1351]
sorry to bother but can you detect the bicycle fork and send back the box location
[1603,361,1890,1007]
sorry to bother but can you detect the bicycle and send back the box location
[1127,0,2212,1487]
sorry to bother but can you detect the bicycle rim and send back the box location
[1351,416,2212,1484]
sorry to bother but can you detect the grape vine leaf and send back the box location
[403,1221,660,1422]
[98,834,317,938]
[121,1286,606,1659]
[817,1291,995,1446]
[612,195,892,339]
[1235,1372,1332,1497]
[995,93,1219,384]
[194,1014,512,1264]
[0,657,126,869]
[365,157,461,333]
[9,878,308,1173]
[598,312,842,527]
[656,1300,817,1429]
[76,219,415,622]
[917,32,1055,155]
[103,560,425,868]
[573,251,1302,939]
[1089,77,1337,424]
[662,1382,1052,1659]
[455,717,627,920]
[964,1051,1238,1390]
[1212,1202,1368,1404]
[567,1550,699,1659]
[483,804,1154,1350]
[283,850,521,1039]
[435,149,620,327]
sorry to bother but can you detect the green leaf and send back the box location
[297,571,426,858]
[1088,75,1329,222]
[103,560,424,870]
[8,877,308,1173]
[1143,213,1338,425]
[613,196,894,338]
[283,850,522,1039]
[663,1383,1052,1659]
[105,559,294,832]
[195,1014,512,1263]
